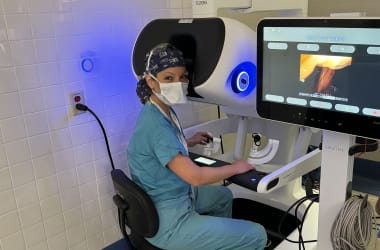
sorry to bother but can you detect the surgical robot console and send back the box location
[132,3,379,250]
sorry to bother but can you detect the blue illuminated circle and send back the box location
[236,71,249,92]
[230,62,256,95]
[81,58,94,73]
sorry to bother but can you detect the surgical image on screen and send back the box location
[262,39,380,115]
[299,54,352,101]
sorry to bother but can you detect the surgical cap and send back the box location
[136,43,186,104]
[144,43,186,75]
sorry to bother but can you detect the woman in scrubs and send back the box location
[127,43,267,250]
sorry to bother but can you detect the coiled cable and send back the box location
[330,194,376,250]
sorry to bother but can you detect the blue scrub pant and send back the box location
[147,185,267,250]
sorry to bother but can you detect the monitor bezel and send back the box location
[256,18,380,140]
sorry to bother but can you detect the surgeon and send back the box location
[127,43,267,250]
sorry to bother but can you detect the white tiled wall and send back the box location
[0,0,217,249]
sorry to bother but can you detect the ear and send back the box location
[145,75,159,92]
[145,75,155,88]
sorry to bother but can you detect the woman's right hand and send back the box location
[232,160,256,175]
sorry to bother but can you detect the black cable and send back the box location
[303,175,314,197]
[278,196,308,243]
[348,137,378,156]
[217,105,224,154]
[294,198,306,250]
[278,195,309,239]
[297,196,319,249]
[216,105,227,186]
[295,196,309,250]
[278,194,319,246]
[76,103,115,170]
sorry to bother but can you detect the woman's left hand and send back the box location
[187,132,213,147]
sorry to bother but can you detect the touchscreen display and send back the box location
[194,156,217,165]
[257,19,380,140]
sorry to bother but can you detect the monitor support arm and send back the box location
[317,131,355,250]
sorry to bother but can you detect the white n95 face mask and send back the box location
[149,74,188,106]
[157,82,188,105]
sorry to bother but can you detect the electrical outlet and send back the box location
[70,90,85,115]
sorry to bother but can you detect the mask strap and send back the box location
[145,43,172,73]
[148,73,161,84]
[145,48,155,73]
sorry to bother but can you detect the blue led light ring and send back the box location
[229,62,256,96]
[236,71,250,92]
[81,58,95,73]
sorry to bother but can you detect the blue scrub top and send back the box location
[127,103,191,204]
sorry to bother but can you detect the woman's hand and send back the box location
[232,160,256,175]
[168,153,256,186]
[186,132,213,147]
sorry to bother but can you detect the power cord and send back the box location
[76,104,138,250]
[277,194,319,250]
[330,194,376,250]
[75,103,115,170]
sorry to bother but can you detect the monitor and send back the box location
[256,18,380,140]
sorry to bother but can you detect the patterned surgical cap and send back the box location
[144,43,186,75]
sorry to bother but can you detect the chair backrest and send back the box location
[111,169,159,237]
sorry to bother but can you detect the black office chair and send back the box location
[111,169,162,250]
